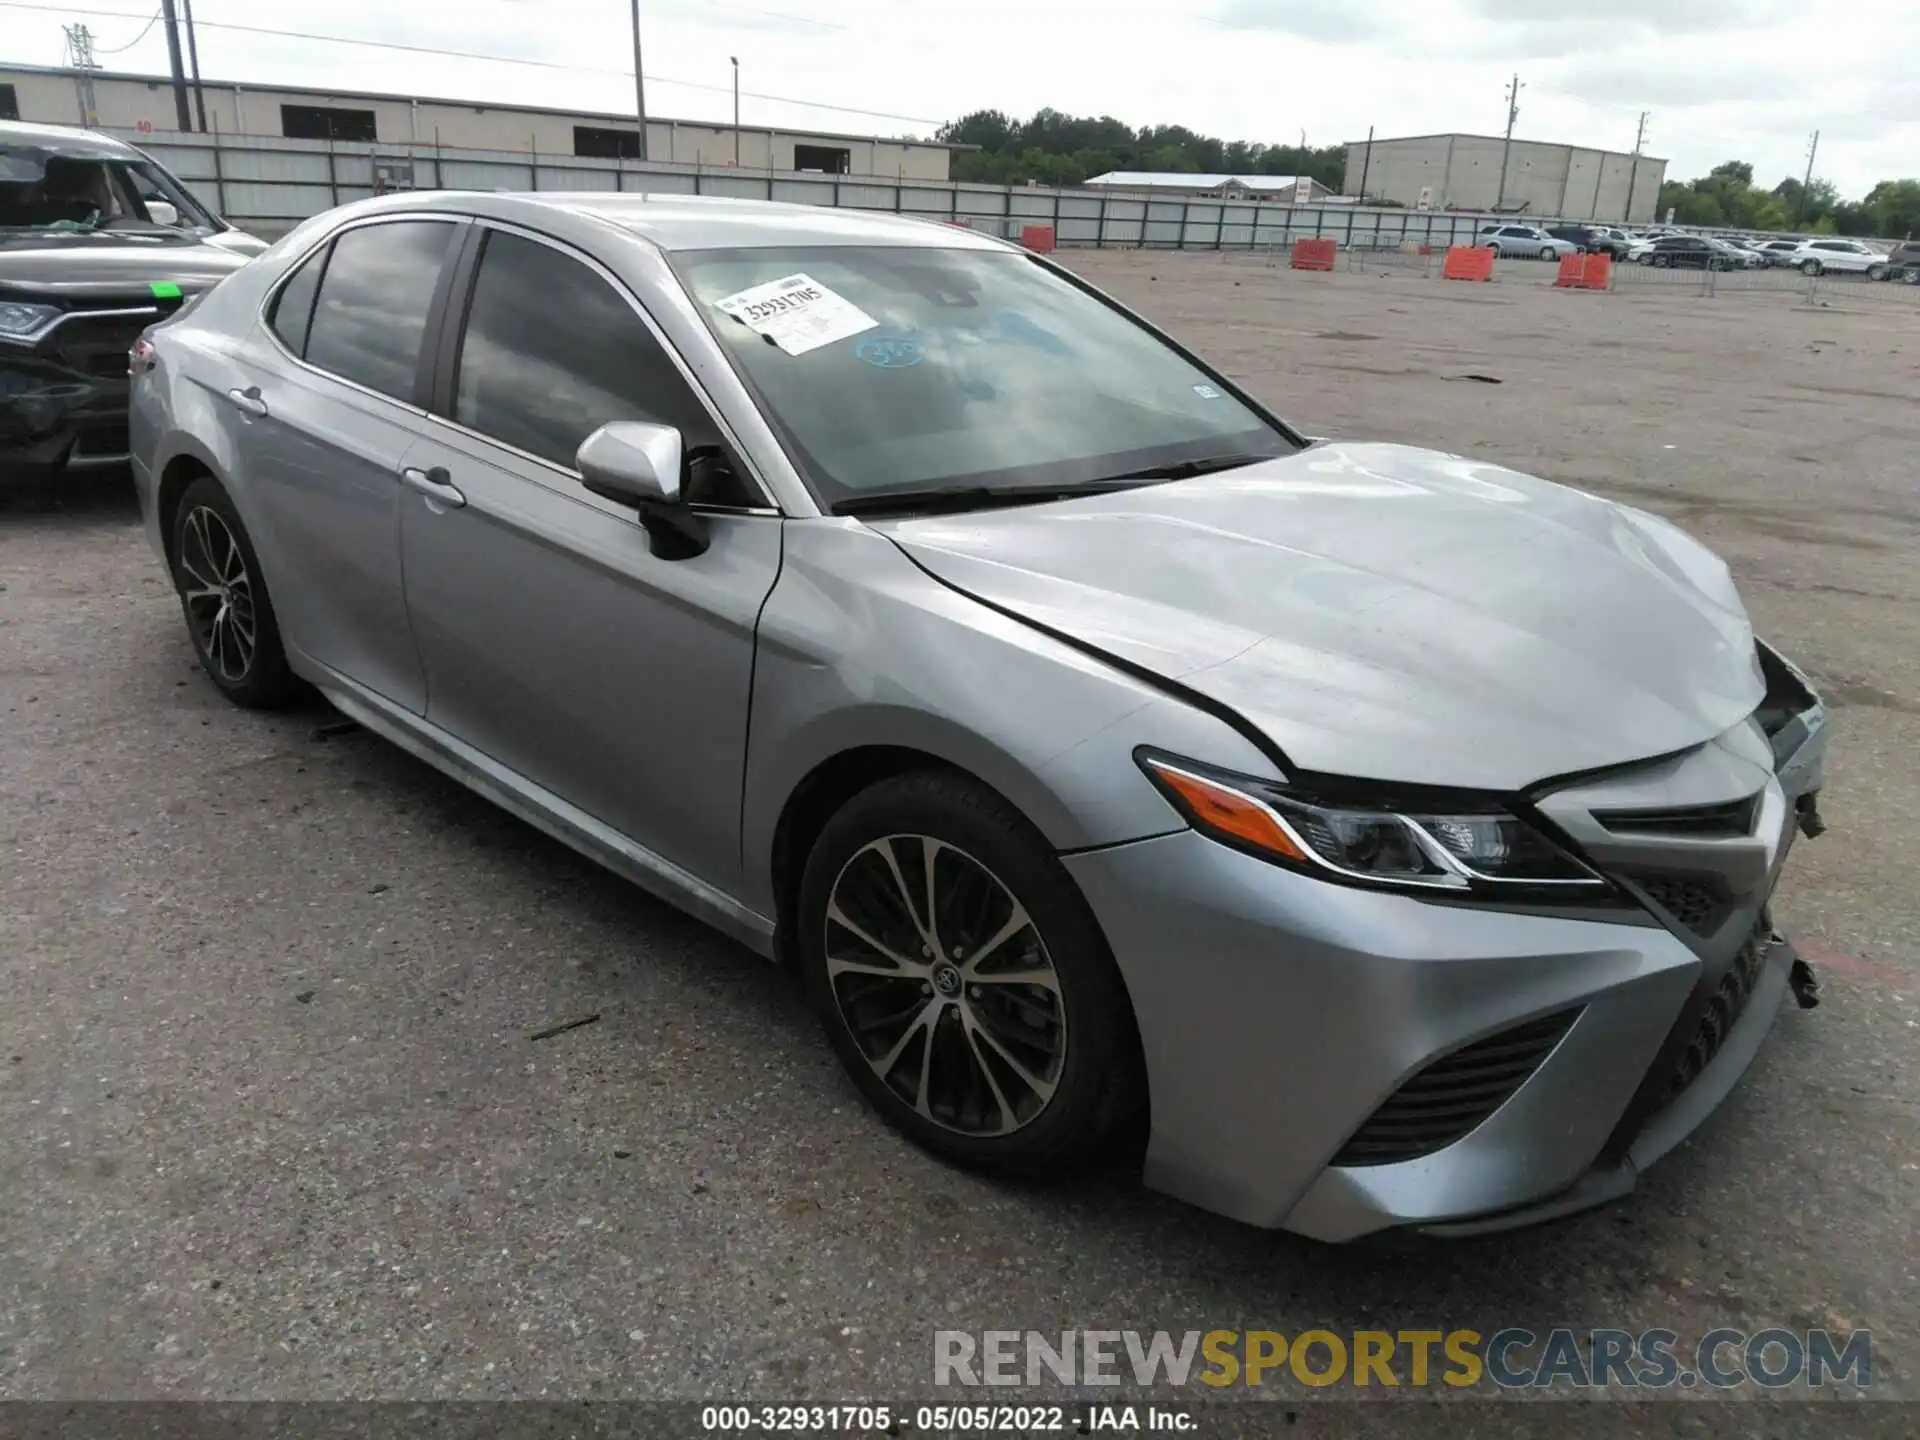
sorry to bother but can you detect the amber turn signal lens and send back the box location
[1144,761,1310,862]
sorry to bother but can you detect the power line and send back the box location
[0,1,941,125]
[91,4,157,52]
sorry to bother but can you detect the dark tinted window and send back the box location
[793,144,850,174]
[268,245,326,357]
[453,230,718,472]
[0,85,18,121]
[282,104,377,142]
[575,125,640,159]
[305,220,454,402]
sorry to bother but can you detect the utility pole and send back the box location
[1495,73,1523,209]
[181,0,207,132]
[62,24,99,128]
[157,0,192,131]
[731,56,739,166]
[629,0,648,161]
[1623,111,1648,223]
[1793,130,1819,227]
[1356,124,1373,201]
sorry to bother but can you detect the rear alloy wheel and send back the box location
[171,475,301,708]
[1904,267,1920,286]
[798,771,1143,1177]
[1540,246,1557,261]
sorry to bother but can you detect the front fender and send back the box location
[738,519,1275,922]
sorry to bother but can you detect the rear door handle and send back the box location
[226,385,268,417]
[400,464,466,509]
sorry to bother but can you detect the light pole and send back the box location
[629,0,647,161]
[731,56,739,166]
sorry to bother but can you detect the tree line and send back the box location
[935,109,1346,192]
[935,109,1917,239]
[1656,162,1918,239]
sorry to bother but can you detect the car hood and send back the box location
[872,442,1764,791]
[0,235,249,297]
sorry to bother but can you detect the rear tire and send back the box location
[170,475,301,709]
[797,770,1145,1179]
[1903,267,1920,286]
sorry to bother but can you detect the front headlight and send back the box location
[1138,752,1606,895]
[0,301,62,343]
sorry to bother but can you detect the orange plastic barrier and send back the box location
[1020,224,1056,253]
[1441,245,1496,281]
[1290,237,1337,271]
[1552,253,1614,290]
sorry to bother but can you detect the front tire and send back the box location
[1540,247,1557,261]
[1800,258,1822,276]
[170,475,301,708]
[797,770,1144,1178]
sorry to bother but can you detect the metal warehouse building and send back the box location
[1343,133,1668,224]
[0,64,962,181]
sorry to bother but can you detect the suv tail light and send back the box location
[128,336,157,376]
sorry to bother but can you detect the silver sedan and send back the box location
[129,193,1830,1240]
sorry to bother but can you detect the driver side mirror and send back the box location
[575,421,709,560]
[145,199,180,227]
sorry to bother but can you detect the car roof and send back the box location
[0,119,143,158]
[337,190,1014,254]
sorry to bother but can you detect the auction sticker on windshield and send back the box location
[713,273,877,356]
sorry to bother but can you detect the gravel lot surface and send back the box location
[1,252,1914,1427]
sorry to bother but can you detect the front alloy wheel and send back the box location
[798,771,1144,1177]
[825,835,1065,1137]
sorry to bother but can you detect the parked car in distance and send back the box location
[1545,224,1629,259]
[130,192,1832,1241]
[1867,240,1920,283]
[1476,223,1578,260]
[1791,238,1882,275]
[1635,235,1747,270]
[0,121,254,484]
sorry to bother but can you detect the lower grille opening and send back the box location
[1655,917,1772,1107]
[1332,1008,1581,1167]
[1625,873,1728,934]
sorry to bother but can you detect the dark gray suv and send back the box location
[1868,241,1920,283]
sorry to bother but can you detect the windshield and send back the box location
[0,147,219,235]
[673,244,1296,509]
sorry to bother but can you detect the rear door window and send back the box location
[304,219,456,403]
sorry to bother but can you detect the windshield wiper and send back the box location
[833,479,1152,518]
[1088,451,1279,485]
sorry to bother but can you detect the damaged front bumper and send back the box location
[1064,641,1830,1240]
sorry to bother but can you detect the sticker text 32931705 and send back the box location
[713,273,878,357]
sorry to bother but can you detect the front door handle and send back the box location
[226,385,268,417]
[400,464,466,509]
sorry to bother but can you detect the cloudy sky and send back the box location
[2,0,1912,196]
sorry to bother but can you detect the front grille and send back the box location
[1654,917,1772,1107]
[1594,795,1760,838]
[1332,1008,1581,1167]
[1629,874,1725,933]
[51,312,153,379]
